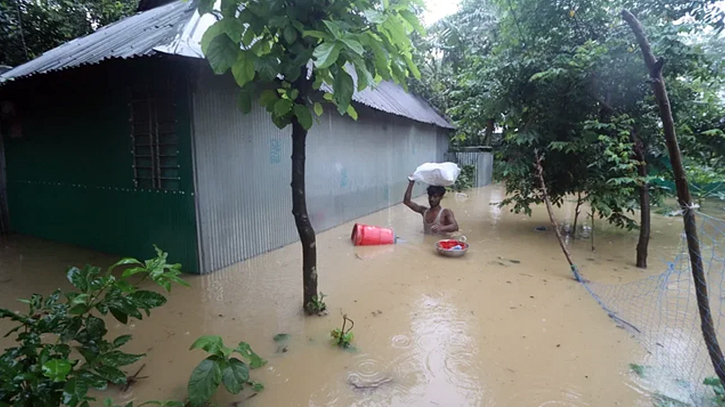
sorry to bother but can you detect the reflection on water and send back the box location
[1,185,687,407]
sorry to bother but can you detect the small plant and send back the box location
[705,377,725,406]
[331,314,355,349]
[629,363,646,377]
[306,292,327,315]
[0,247,188,407]
[187,336,266,407]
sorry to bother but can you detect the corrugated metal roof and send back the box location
[0,0,453,129]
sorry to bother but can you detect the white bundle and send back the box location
[411,162,461,187]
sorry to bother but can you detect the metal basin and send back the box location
[436,239,469,258]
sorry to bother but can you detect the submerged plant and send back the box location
[0,247,188,407]
[306,292,327,315]
[331,314,355,349]
[187,336,266,407]
[705,377,725,406]
[629,363,646,377]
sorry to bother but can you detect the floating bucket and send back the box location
[351,223,396,246]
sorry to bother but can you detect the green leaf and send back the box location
[274,99,294,116]
[313,42,342,69]
[221,358,249,394]
[201,18,245,55]
[351,58,375,91]
[293,104,313,130]
[333,68,354,114]
[99,350,145,367]
[129,290,167,310]
[120,267,146,279]
[400,10,424,34]
[113,335,133,348]
[198,0,214,14]
[313,102,323,116]
[364,10,386,24]
[63,378,90,406]
[110,257,143,270]
[42,359,72,382]
[283,25,298,43]
[190,335,225,356]
[303,30,328,39]
[95,365,128,384]
[254,57,279,82]
[259,90,278,110]
[67,267,89,292]
[234,342,266,369]
[346,105,358,121]
[188,359,222,407]
[231,52,256,88]
[236,88,254,114]
[341,35,364,56]
[86,315,107,337]
[109,307,128,324]
[250,381,264,392]
[323,92,334,101]
[205,35,240,75]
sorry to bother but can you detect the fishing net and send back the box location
[577,211,725,406]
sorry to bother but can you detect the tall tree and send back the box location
[199,0,423,314]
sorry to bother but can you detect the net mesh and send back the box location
[577,211,725,406]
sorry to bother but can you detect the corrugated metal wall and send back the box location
[192,72,442,273]
[1,59,199,271]
[450,151,494,188]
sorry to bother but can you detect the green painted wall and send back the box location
[1,58,199,272]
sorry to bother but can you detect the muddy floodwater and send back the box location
[0,185,698,406]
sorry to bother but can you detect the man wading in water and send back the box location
[403,178,459,235]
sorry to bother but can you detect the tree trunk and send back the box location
[535,153,583,282]
[0,134,9,240]
[572,191,583,239]
[291,116,318,315]
[623,9,725,386]
[631,130,650,269]
[485,118,494,146]
[590,210,595,252]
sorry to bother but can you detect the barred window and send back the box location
[129,87,180,190]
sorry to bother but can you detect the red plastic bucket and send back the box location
[351,223,396,246]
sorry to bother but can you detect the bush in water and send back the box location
[451,164,476,192]
[0,247,264,407]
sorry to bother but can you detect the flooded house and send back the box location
[0,0,455,274]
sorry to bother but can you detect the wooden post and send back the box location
[623,9,725,386]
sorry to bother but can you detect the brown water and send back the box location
[0,185,695,407]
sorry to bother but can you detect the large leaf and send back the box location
[333,69,354,114]
[113,335,133,348]
[283,25,298,43]
[67,267,89,292]
[221,358,249,394]
[205,35,240,75]
[98,350,145,367]
[254,57,279,82]
[201,18,245,54]
[231,52,256,88]
[42,359,72,382]
[341,35,364,56]
[190,335,224,356]
[274,99,294,116]
[95,365,127,384]
[188,359,222,407]
[128,290,167,310]
[63,378,90,406]
[259,90,278,111]
[313,42,342,69]
[234,342,266,369]
[293,104,313,130]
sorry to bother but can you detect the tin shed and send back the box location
[0,0,454,274]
